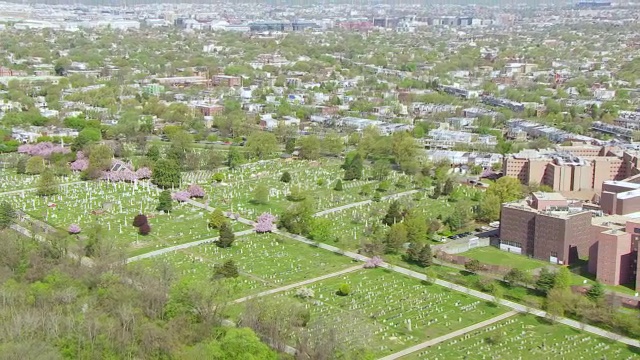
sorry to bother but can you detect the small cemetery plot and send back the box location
[265,268,507,356]
[200,159,412,220]
[0,168,80,193]
[132,247,268,299]
[320,195,454,250]
[133,233,356,298]
[403,314,640,360]
[180,233,357,287]
[0,181,230,252]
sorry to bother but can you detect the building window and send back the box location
[634,228,640,234]
[550,251,558,257]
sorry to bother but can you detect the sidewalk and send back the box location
[377,311,519,360]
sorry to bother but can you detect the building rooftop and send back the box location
[532,192,566,201]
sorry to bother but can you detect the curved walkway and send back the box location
[231,265,362,304]
[126,229,255,263]
[314,190,418,217]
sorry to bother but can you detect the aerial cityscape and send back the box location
[1,0,640,358]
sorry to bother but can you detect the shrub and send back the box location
[295,287,315,299]
[255,213,276,233]
[337,283,351,296]
[215,259,239,278]
[133,214,148,227]
[187,184,206,198]
[68,224,81,234]
[208,208,226,229]
[171,191,190,202]
[334,179,343,191]
[377,180,390,192]
[316,178,326,186]
[286,186,306,201]
[212,172,224,183]
[280,171,292,183]
[364,256,383,269]
[139,223,151,235]
[217,221,235,248]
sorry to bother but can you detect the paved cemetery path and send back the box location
[313,190,419,217]
[231,265,363,304]
[271,230,640,349]
[126,229,255,263]
[0,180,84,197]
[377,310,519,360]
[183,198,256,227]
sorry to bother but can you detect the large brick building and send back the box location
[212,75,241,87]
[500,192,594,265]
[503,145,640,192]
[499,191,640,291]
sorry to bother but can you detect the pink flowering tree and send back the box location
[255,213,276,233]
[364,256,383,269]
[18,142,70,158]
[120,169,138,182]
[187,184,206,198]
[70,158,88,171]
[68,224,81,234]
[171,191,190,202]
[136,167,152,179]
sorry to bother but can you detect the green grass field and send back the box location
[245,268,507,357]
[402,314,640,359]
[131,232,358,298]
[460,247,550,272]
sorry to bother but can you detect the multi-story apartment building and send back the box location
[503,145,640,192]
[212,75,242,87]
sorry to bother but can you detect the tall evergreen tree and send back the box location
[418,243,433,267]
[16,157,27,174]
[146,144,161,162]
[344,153,364,180]
[227,147,243,169]
[217,221,235,248]
[151,159,181,189]
[37,169,58,196]
[405,242,421,263]
[442,178,455,196]
[383,200,403,226]
[280,171,292,183]
[285,137,296,154]
[334,179,343,191]
[0,201,16,229]
[586,281,605,302]
[156,190,173,213]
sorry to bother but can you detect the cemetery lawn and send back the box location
[132,232,358,299]
[198,159,414,220]
[402,313,640,360]
[461,248,639,296]
[0,168,81,193]
[243,268,507,357]
[460,247,550,272]
[319,195,476,251]
[0,181,252,254]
